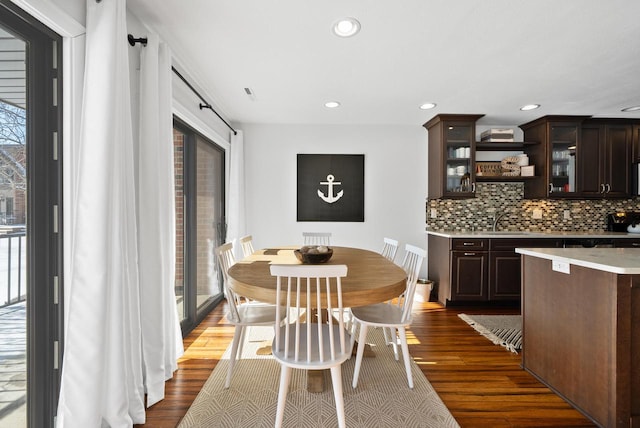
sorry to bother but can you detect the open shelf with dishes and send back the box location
[475,141,540,151]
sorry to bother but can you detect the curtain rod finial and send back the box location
[127,34,148,47]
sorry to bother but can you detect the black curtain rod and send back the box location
[127,34,237,136]
[171,66,238,136]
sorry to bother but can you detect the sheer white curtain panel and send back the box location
[137,33,184,407]
[226,130,246,258]
[57,0,145,426]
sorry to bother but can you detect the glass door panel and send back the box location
[0,26,26,428]
[445,124,473,193]
[550,125,577,193]
[195,136,224,312]
[173,129,186,322]
[0,7,61,424]
[173,119,225,335]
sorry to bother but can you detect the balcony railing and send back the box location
[0,230,26,309]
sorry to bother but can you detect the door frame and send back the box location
[173,117,225,336]
[0,2,63,426]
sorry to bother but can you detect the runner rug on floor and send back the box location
[178,326,459,428]
[458,314,522,353]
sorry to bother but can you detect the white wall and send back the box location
[241,123,428,276]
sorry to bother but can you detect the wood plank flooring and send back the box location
[136,301,596,428]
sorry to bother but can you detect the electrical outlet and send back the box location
[532,209,543,219]
[430,208,437,219]
[563,210,571,220]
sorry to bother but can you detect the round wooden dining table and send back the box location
[227,246,407,393]
[227,246,407,308]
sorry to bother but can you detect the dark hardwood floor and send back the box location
[136,300,595,428]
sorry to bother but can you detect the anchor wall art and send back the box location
[297,154,365,222]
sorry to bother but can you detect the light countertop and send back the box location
[426,230,640,239]
[515,247,640,274]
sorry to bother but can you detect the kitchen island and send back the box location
[515,247,640,428]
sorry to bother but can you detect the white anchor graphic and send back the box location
[317,174,344,204]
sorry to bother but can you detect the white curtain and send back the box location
[138,33,184,407]
[226,130,246,257]
[58,0,145,426]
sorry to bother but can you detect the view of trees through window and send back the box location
[0,101,25,225]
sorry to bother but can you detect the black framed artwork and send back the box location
[297,154,364,222]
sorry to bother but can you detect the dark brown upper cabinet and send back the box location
[520,116,590,199]
[579,119,636,198]
[424,114,484,199]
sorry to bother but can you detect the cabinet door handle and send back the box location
[471,182,476,193]
[462,242,475,246]
[632,242,640,247]
[600,183,605,193]
[605,183,611,193]
[464,252,476,256]
[549,183,553,193]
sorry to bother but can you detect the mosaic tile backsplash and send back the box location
[426,183,640,232]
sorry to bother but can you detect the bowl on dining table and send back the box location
[294,246,333,264]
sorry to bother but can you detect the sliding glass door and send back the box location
[173,119,225,334]
[0,2,62,427]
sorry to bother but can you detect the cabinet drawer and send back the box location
[490,238,564,251]
[614,239,640,248]
[451,239,488,251]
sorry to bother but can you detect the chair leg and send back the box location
[382,326,391,344]
[225,326,244,389]
[398,326,414,389]
[237,325,247,359]
[388,327,399,361]
[349,320,358,355]
[274,366,292,428]
[352,324,368,388]
[330,365,346,428]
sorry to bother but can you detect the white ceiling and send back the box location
[128,0,640,127]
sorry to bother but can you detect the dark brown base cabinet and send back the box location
[429,235,563,306]
[429,235,640,306]
[451,249,487,300]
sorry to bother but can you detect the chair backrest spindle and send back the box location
[239,235,255,258]
[215,242,241,321]
[381,237,399,262]
[270,264,348,365]
[398,244,426,323]
[302,232,332,247]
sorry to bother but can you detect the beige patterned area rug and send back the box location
[178,326,459,428]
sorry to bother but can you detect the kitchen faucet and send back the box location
[492,211,508,232]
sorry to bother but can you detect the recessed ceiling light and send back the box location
[621,105,640,112]
[324,101,341,108]
[332,17,361,37]
[520,104,540,111]
[419,103,437,110]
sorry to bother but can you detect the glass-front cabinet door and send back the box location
[444,123,474,195]
[549,124,578,195]
[425,114,483,199]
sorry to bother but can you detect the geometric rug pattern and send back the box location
[178,326,459,428]
[458,314,522,354]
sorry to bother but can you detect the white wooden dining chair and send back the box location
[239,234,255,258]
[270,264,350,428]
[350,244,426,389]
[380,237,399,262]
[302,231,331,246]
[215,242,283,389]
